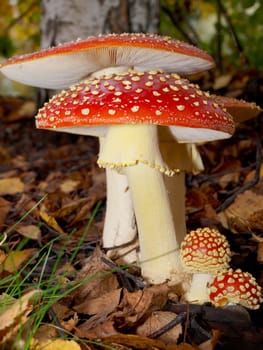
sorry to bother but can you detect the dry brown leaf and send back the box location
[60,179,80,193]
[0,289,41,345]
[100,333,169,349]
[112,284,169,327]
[176,344,197,350]
[74,288,122,315]
[52,198,88,218]
[1,248,37,273]
[223,190,263,232]
[198,329,221,350]
[0,177,24,196]
[39,205,64,234]
[0,197,11,227]
[31,338,81,350]
[0,250,6,264]
[136,311,182,345]
[76,318,118,339]
[16,224,41,241]
[73,247,119,304]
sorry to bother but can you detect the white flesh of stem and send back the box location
[102,167,138,263]
[184,273,212,303]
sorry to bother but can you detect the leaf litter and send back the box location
[0,77,262,350]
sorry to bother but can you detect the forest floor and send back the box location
[0,77,263,350]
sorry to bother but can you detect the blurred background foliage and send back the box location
[0,0,262,95]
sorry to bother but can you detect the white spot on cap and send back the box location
[108,109,116,115]
[81,108,90,115]
[131,106,140,112]
[177,105,185,111]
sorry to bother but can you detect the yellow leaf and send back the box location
[2,248,36,273]
[0,249,6,265]
[0,178,24,196]
[0,289,41,345]
[60,179,79,194]
[31,339,81,350]
[39,206,64,235]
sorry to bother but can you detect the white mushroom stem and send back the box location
[159,127,204,245]
[102,167,138,263]
[98,123,183,283]
[184,273,212,303]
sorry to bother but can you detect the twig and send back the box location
[216,0,250,67]
[101,256,145,290]
[48,306,66,338]
[4,0,39,35]
[148,312,186,339]
[161,5,197,46]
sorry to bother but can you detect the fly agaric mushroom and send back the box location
[0,33,215,89]
[0,33,216,261]
[208,269,262,310]
[35,70,235,283]
[180,227,231,302]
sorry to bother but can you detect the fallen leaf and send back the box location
[100,333,169,349]
[76,317,118,339]
[0,250,6,264]
[39,205,64,235]
[136,311,182,344]
[0,177,24,196]
[74,288,122,315]
[198,329,221,350]
[0,289,41,345]
[1,248,37,273]
[0,197,11,228]
[112,284,169,327]
[31,338,81,350]
[73,247,119,305]
[60,179,80,193]
[16,224,41,241]
[223,190,263,232]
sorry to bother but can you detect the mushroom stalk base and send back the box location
[183,273,212,303]
[126,163,182,283]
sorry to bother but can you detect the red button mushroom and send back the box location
[209,269,262,310]
[0,33,217,262]
[35,70,235,284]
[180,227,231,303]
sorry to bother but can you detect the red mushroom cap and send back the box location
[180,227,231,273]
[209,269,262,310]
[0,33,215,89]
[35,70,235,143]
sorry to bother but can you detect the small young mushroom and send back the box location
[180,227,231,303]
[208,269,262,310]
[0,33,216,262]
[35,70,235,284]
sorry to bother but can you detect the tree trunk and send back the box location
[41,0,160,48]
